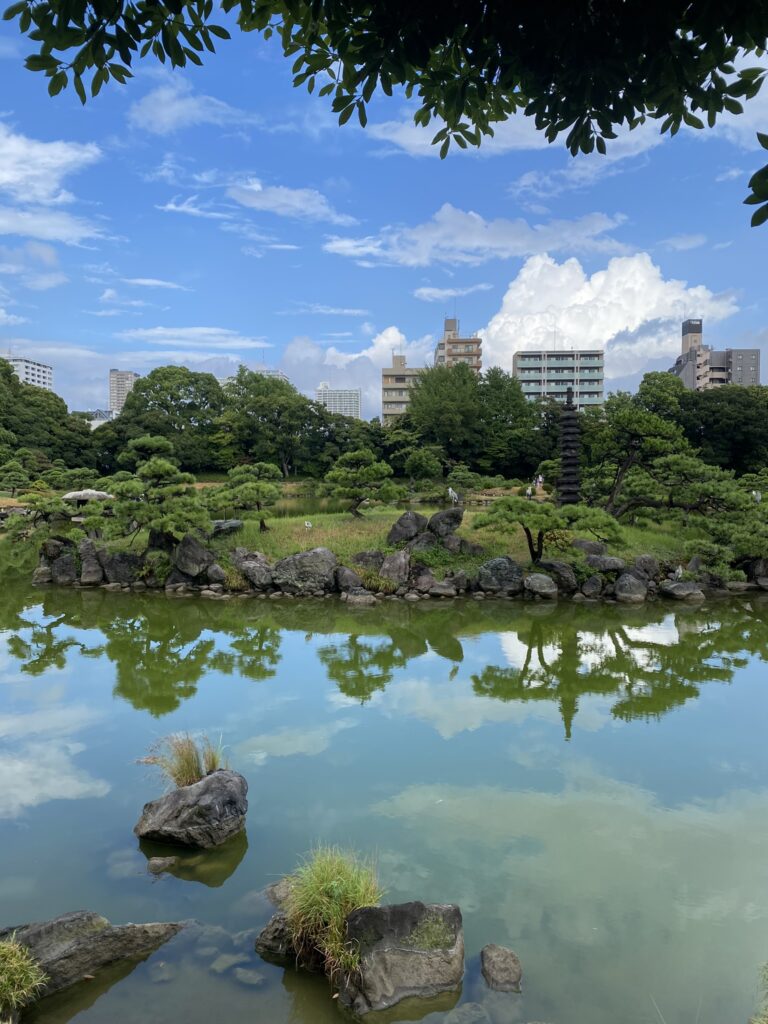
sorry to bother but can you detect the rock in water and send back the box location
[173,534,215,578]
[614,573,648,604]
[523,573,558,599]
[476,557,524,595]
[659,580,705,601]
[0,912,182,1000]
[134,770,248,849]
[339,902,464,1015]
[480,944,522,992]
[379,549,410,585]
[272,547,337,594]
[254,913,295,966]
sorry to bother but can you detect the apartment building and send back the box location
[7,357,54,391]
[108,369,140,413]
[434,317,482,371]
[512,350,604,408]
[315,381,362,419]
[669,319,760,390]
[381,354,422,426]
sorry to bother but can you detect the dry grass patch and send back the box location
[139,733,227,788]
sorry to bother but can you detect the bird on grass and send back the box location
[304,521,312,530]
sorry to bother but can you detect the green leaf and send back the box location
[73,73,86,104]
[338,102,354,125]
[48,70,67,96]
[2,0,26,21]
[208,24,230,39]
[439,137,450,158]
[356,100,367,127]
[758,131,768,151]
[750,202,768,227]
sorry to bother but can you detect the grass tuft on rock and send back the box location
[285,846,382,983]
[138,733,227,788]
[0,936,47,1016]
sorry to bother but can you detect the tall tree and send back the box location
[408,364,482,465]
[324,448,396,517]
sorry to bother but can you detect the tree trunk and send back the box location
[349,499,364,518]
[535,529,544,562]
[259,517,269,532]
[605,451,638,514]
[522,525,537,562]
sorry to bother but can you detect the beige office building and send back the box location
[108,369,140,413]
[434,317,482,371]
[381,354,422,426]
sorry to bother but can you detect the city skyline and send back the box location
[0,28,767,417]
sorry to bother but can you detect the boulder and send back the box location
[254,913,295,966]
[615,573,648,604]
[538,559,577,593]
[339,902,464,1016]
[346,588,377,607]
[428,508,464,538]
[441,534,462,554]
[42,538,68,561]
[586,554,626,574]
[523,573,557,599]
[78,539,104,586]
[412,569,438,593]
[232,548,273,591]
[174,534,215,578]
[31,565,52,585]
[460,539,485,556]
[0,912,182,1000]
[379,549,411,585]
[206,563,227,585]
[211,519,243,537]
[97,550,142,585]
[480,944,522,993]
[335,566,364,592]
[659,580,706,602]
[429,581,458,598]
[387,511,428,546]
[134,769,248,849]
[352,550,386,571]
[264,877,293,910]
[272,548,337,594]
[572,538,606,556]
[476,557,524,594]
[50,552,77,586]
[745,557,768,581]
[632,554,660,581]
[447,570,469,592]
[581,574,603,599]
[407,532,439,553]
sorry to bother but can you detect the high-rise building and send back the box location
[381,354,422,426]
[512,350,604,408]
[108,369,140,413]
[217,367,291,388]
[315,381,362,419]
[669,319,760,390]
[7,356,54,391]
[434,317,482,372]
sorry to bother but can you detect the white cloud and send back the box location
[99,287,150,308]
[0,122,101,204]
[325,203,627,267]
[715,168,744,183]
[367,111,549,158]
[128,79,261,135]
[0,205,103,244]
[122,277,191,291]
[510,122,664,200]
[278,302,370,316]
[661,233,707,251]
[1,241,67,291]
[414,283,492,302]
[480,252,738,380]
[157,195,231,220]
[117,326,270,350]
[0,742,110,817]
[710,80,768,150]
[237,719,356,765]
[228,178,357,226]
[0,305,26,325]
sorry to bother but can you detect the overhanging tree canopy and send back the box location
[4,1,768,221]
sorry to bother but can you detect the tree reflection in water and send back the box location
[2,579,768,734]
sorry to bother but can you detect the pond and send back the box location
[2,581,768,1024]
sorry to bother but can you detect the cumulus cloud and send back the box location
[128,79,261,135]
[480,252,738,380]
[0,305,26,325]
[414,282,492,302]
[117,326,270,350]
[228,178,357,226]
[324,204,627,267]
[0,122,101,205]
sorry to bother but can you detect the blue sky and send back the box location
[1,25,767,416]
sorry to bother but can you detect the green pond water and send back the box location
[2,581,768,1024]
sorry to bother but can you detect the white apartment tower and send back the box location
[315,381,362,419]
[512,350,604,408]
[109,369,140,413]
[7,357,54,391]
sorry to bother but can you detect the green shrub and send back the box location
[285,846,383,983]
[358,569,397,594]
[138,550,172,584]
[0,937,47,1016]
[138,733,227,788]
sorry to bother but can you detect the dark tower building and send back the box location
[557,386,581,505]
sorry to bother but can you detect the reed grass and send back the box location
[0,937,47,1016]
[138,733,227,788]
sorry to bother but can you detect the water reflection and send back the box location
[139,831,249,887]
[3,583,768,735]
